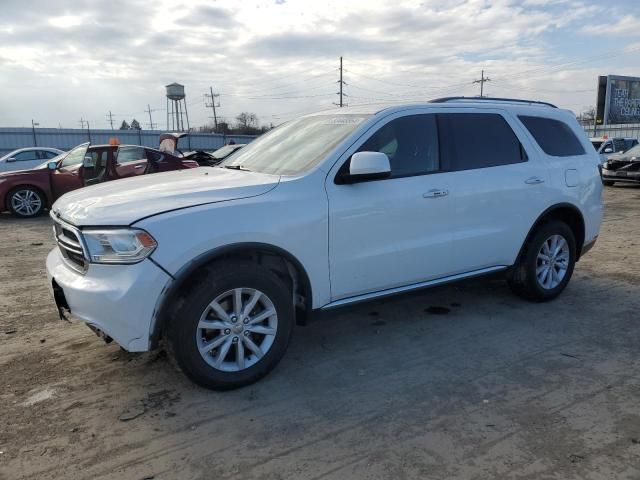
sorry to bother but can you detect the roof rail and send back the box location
[429,96,557,108]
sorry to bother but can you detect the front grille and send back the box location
[53,219,88,273]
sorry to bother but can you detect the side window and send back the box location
[115,147,146,164]
[14,151,39,162]
[42,151,60,159]
[354,114,439,178]
[518,116,586,157]
[438,113,526,171]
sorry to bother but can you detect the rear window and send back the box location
[519,116,585,157]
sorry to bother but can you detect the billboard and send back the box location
[596,75,640,125]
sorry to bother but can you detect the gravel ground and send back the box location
[1,186,639,480]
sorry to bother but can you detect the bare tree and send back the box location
[236,112,258,130]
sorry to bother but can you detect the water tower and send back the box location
[165,82,190,131]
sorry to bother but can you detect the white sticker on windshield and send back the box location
[321,117,364,125]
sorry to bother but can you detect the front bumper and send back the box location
[601,168,640,183]
[46,248,172,351]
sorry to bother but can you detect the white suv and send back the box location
[46,98,603,389]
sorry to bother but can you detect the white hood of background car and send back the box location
[52,167,280,226]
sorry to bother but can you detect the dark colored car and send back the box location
[601,144,640,186]
[159,132,246,166]
[207,144,246,165]
[0,142,198,218]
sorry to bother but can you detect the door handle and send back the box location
[134,165,145,169]
[525,176,544,185]
[423,189,449,198]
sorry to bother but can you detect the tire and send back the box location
[602,180,615,186]
[7,186,45,218]
[166,260,294,390]
[508,221,576,302]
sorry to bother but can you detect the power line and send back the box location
[143,104,156,130]
[106,111,115,129]
[472,70,491,97]
[334,56,346,107]
[205,86,220,130]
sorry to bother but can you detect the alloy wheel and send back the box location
[536,234,570,290]
[196,288,278,372]
[10,189,42,217]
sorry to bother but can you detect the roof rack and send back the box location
[429,96,557,108]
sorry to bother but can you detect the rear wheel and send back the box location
[602,180,615,186]
[167,261,294,390]
[8,187,45,218]
[508,221,576,302]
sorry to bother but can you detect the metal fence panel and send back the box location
[0,128,257,155]
[579,122,640,139]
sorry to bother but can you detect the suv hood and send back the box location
[52,167,280,226]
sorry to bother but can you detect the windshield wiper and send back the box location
[222,165,251,171]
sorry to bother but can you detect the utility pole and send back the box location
[205,87,220,131]
[106,111,115,129]
[335,56,347,107]
[472,70,491,97]
[145,104,156,130]
[31,119,39,146]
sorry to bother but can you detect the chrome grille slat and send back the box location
[51,216,88,273]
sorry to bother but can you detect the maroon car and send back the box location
[0,142,198,218]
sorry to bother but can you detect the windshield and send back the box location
[220,114,370,175]
[625,144,640,157]
[590,141,603,150]
[34,152,65,169]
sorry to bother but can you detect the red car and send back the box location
[0,142,198,218]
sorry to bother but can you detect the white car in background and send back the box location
[0,147,64,172]
[47,97,603,390]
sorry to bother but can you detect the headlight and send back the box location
[82,228,157,264]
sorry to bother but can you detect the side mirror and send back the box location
[603,147,613,153]
[6,157,16,163]
[47,161,57,170]
[83,156,95,169]
[343,151,391,183]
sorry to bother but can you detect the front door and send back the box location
[50,143,88,200]
[326,113,454,301]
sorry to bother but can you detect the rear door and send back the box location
[438,110,550,273]
[113,146,148,179]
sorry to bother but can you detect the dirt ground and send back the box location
[1,186,639,480]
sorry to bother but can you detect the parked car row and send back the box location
[0,137,246,218]
[589,136,640,186]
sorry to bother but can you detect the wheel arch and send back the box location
[150,242,313,349]
[516,203,586,264]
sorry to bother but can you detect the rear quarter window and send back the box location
[518,116,585,157]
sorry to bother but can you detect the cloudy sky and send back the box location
[1,0,639,130]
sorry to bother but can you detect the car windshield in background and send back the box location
[591,141,603,150]
[34,152,65,169]
[624,144,640,156]
[212,145,240,159]
[220,115,370,175]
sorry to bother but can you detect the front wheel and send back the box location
[508,221,576,302]
[167,261,294,390]
[8,187,45,218]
